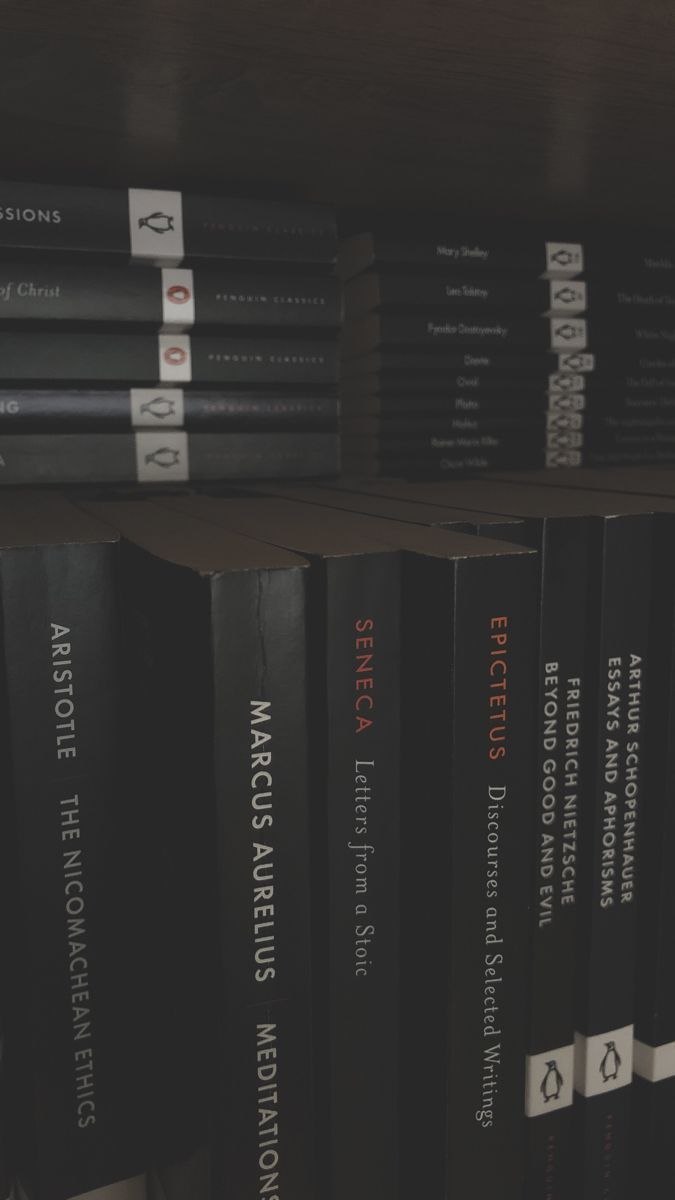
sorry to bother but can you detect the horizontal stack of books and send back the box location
[338,228,675,476]
[0,181,341,485]
[6,464,675,1200]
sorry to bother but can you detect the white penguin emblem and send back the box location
[540,1060,564,1103]
[600,1042,621,1083]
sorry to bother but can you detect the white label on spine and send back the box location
[130,388,185,428]
[634,1038,675,1083]
[574,1025,633,1097]
[158,334,192,382]
[161,268,195,327]
[548,393,586,413]
[546,429,584,449]
[129,188,184,263]
[545,242,584,277]
[549,373,585,393]
[548,280,587,315]
[525,1043,575,1118]
[557,353,595,372]
[547,411,584,431]
[550,319,587,352]
[547,449,582,467]
[135,432,189,482]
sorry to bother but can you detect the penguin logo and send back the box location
[556,323,581,342]
[140,396,177,420]
[562,354,584,370]
[600,1042,622,1083]
[163,346,188,366]
[166,284,192,305]
[144,447,181,469]
[138,212,175,234]
[551,248,574,267]
[554,286,581,305]
[554,375,576,392]
[540,1060,564,1103]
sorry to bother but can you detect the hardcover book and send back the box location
[343,273,587,318]
[0,492,149,1198]
[79,499,317,1200]
[0,332,339,386]
[0,263,340,330]
[0,432,339,485]
[0,389,337,433]
[337,234,584,280]
[0,183,337,265]
[207,490,539,1200]
[156,495,403,1200]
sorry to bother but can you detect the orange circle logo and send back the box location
[164,346,188,365]
[167,284,191,305]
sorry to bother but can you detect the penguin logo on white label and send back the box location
[557,323,581,341]
[140,395,177,420]
[144,446,181,469]
[600,1042,622,1083]
[554,286,581,305]
[138,212,175,235]
[540,1061,564,1103]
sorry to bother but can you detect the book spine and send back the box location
[0,183,337,264]
[0,389,338,432]
[342,447,580,477]
[0,264,340,329]
[0,432,340,484]
[0,333,339,386]
[342,411,584,436]
[340,352,596,375]
[340,394,586,419]
[209,568,315,1200]
[447,552,539,1197]
[631,512,675,1194]
[352,316,588,351]
[320,552,401,1200]
[370,238,584,278]
[341,372,587,397]
[522,518,592,1200]
[0,538,147,1196]
[573,513,652,1200]
[352,276,587,317]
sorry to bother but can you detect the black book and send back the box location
[81,499,316,1200]
[342,428,581,460]
[157,494,403,1200]
[342,314,588,355]
[0,389,337,433]
[0,331,338,386]
[0,262,340,331]
[337,234,584,280]
[341,447,578,478]
[0,182,337,265]
[344,273,587,318]
[490,468,675,1192]
[0,491,152,1199]
[347,478,656,1199]
[340,350,596,377]
[340,371,587,397]
[229,488,539,1200]
[0,431,339,485]
[341,412,584,438]
[340,394,586,421]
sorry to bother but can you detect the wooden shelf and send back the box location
[0,0,674,223]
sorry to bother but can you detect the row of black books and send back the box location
[0,180,342,483]
[338,227,675,475]
[5,465,675,1200]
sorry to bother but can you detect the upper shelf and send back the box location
[0,0,674,225]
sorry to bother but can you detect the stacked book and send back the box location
[0,181,341,485]
[338,228,675,476]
